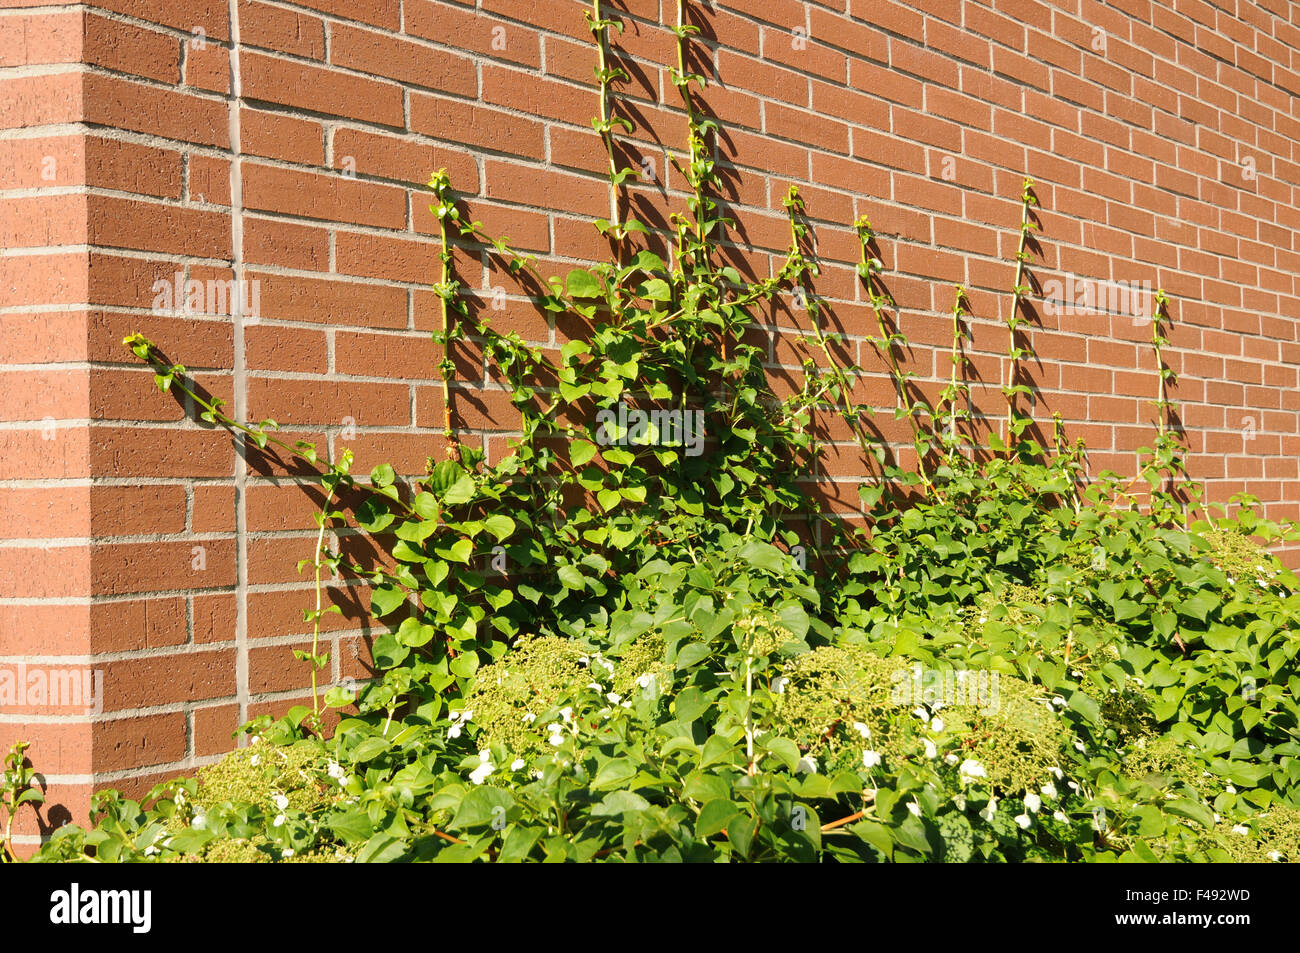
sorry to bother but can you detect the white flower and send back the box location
[469,750,494,785]
[448,708,473,739]
[922,738,937,759]
[559,706,574,723]
[1267,850,1283,862]
[273,814,286,827]
[1014,813,1032,829]
[953,794,967,811]
[1232,824,1249,835]
[959,759,987,783]
[272,794,289,811]
[282,848,295,858]
[978,797,998,822]
[1024,792,1041,813]
[586,681,604,692]
[1073,740,1086,752]
[326,760,345,780]
[546,724,565,746]
[144,846,159,856]
[911,706,930,723]
[1040,782,1058,800]
[521,712,537,724]
[1051,696,1066,709]
[1225,784,1237,794]
[772,676,789,694]
[191,811,207,830]
[510,758,525,771]
[851,721,871,740]
[797,756,818,774]
[1053,810,1068,822]
[606,692,621,704]
[1051,766,1064,779]
[862,750,882,769]
[1067,780,1080,792]
[944,752,960,766]
[906,801,921,817]
[930,717,944,733]
[250,754,260,766]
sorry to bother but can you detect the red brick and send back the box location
[241,162,407,229]
[331,24,476,96]
[249,271,408,328]
[241,50,404,127]
[239,107,324,165]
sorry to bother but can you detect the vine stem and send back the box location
[783,197,880,474]
[591,0,620,237]
[675,0,706,275]
[1153,294,1168,440]
[1003,179,1035,450]
[744,639,756,776]
[857,220,933,495]
[435,182,459,462]
[3,806,13,862]
[945,285,969,456]
[820,810,864,832]
[308,485,337,720]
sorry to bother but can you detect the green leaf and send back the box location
[437,538,473,563]
[673,687,709,723]
[450,786,515,829]
[1164,798,1215,829]
[570,439,598,467]
[557,564,586,591]
[762,737,801,772]
[327,810,374,844]
[591,758,637,790]
[1181,589,1221,623]
[1067,690,1102,724]
[370,585,407,617]
[851,819,893,857]
[356,833,408,863]
[450,653,480,679]
[352,736,391,762]
[443,475,476,506]
[483,514,515,542]
[413,492,439,520]
[737,539,787,574]
[566,268,603,298]
[639,278,672,301]
[696,799,742,838]
[592,791,651,816]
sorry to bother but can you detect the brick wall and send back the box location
[2,0,1298,847]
